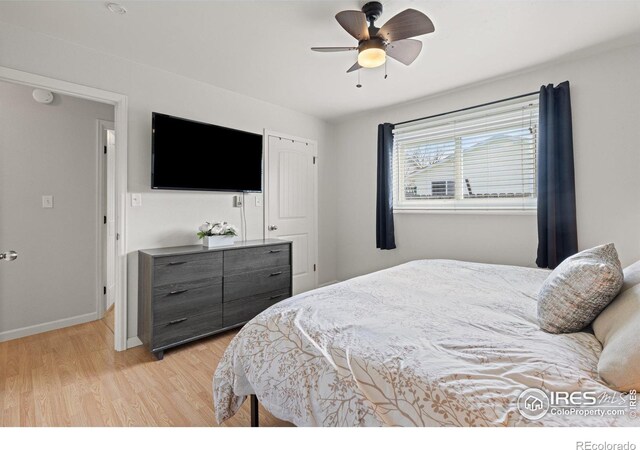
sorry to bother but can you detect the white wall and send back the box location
[0,23,337,339]
[0,80,114,338]
[331,42,640,281]
[3,21,637,343]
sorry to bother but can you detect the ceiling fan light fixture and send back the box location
[358,47,386,68]
[357,39,386,68]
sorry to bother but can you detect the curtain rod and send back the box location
[393,90,540,127]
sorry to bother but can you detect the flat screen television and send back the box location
[151,112,263,192]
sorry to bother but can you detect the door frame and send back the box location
[0,66,129,351]
[263,130,319,290]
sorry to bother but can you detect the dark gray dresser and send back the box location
[138,239,292,359]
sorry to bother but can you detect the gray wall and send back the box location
[0,80,114,337]
[0,22,337,341]
[330,41,640,281]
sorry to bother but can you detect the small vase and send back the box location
[203,235,236,248]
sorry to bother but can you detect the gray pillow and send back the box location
[537,243,623,334]
[621,260,640,292]
[593,284,640,392]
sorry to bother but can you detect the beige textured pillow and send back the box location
[621,260,640,292]
[593,283,640,392]
[537,243,623,334]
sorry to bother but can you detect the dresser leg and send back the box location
[154,350,164,361]
[250,394,259,427]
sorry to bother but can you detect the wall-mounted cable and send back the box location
[241,192,247,241]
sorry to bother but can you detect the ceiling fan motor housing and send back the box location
[359,38,386,54]
[362,1,384,24]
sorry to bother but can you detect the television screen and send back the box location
[151,113,263,192]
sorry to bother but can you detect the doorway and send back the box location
[264,131,318,294]
[0,66,128,351]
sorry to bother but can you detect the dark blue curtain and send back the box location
[536,81,578,269]
[376,123,396,250]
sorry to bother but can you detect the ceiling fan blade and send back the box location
[377,9,435,42]
[386,39,423,65]
[335,10,370,41]
[311,47,357,52]
[346,61,362,73]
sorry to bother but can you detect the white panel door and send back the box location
[266,135,317,294]
[105,128,116,309]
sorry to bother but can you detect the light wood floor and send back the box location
[0,314,291,426]
[103,304,115,334]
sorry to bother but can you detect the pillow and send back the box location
[537,243,623,334]
[593,283,640,392]
[621,260,640,292]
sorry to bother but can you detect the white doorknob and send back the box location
[0,250,18,261]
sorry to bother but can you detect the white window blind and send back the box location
[393,94,539,211]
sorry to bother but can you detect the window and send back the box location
[393,94,539,211]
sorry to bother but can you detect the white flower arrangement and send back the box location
[197,221,239,239]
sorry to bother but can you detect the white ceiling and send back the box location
[1,1,639,120]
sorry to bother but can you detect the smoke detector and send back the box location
[32,89,54,104]
[106,2,127,14]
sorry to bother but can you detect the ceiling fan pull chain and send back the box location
[357,69,362,88]
[385,58,388,79]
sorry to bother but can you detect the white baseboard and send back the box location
[319,280,339,288]
[0,312,98,343]
[127,336,142,348]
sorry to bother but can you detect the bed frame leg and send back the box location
[250,394,259,427]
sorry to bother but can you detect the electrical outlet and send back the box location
[233,195,243,208]
[255,196,263,207]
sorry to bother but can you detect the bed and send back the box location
[213,259,634,426]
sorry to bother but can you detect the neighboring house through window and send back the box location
[393,93,539,211]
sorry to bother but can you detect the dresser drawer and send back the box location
[223,289,289,328]
[152,310,222,350]
[153,278,222,325]
[224,265,291,302]
[153,252,222,286]
[223,244,290,275]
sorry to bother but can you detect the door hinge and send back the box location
[313,264,316,272]
[103,216,107,224]
[104,145,107,154]
[103,286,107,295]
[313,156,316,164]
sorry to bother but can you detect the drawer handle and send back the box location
[168,261,187,266]
[168,318,188,325]
[269,294,283,300]
[269,271,283,277]
[169,289,189,295]
[269,250,282,254]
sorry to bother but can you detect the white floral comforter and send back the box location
[213,260,634,426]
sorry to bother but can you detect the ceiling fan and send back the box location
[311,1,435,73]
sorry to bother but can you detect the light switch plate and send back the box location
[131,193,142,207]
[255,196,263,207]
[42,195,53,208]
